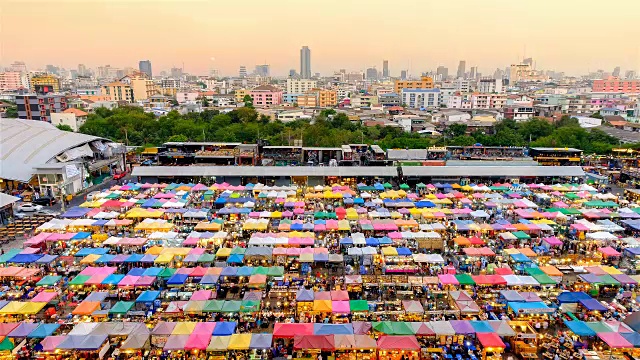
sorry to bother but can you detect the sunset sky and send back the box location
[2,0,639,77]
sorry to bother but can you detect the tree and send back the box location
[167,134,188,142]
[518,117,554,142]
[56,124,74,132]
[4,106,18,118]
[590,112,603,119]
[242,95,253,108]
[446,123,467,138]
[555,115,580,128]
[201,97,210,107]
[169,99,179,107]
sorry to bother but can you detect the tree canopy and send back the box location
[78,107,632,154]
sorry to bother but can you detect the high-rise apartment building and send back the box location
[286,79,317,94]
[239,66,247,78]
[436,66,448,80]
[383,60,389,78]
[0,72,28,91]
[254,64,270,77]
[300,46,311,79]
[400,70,407,80]
[102,82,134,102]
[30,74,61,93]
[469,67,477,80]
[139,60,152,78]
[77,64,87,76]
[170,67,183,78]
[612,66,621,78]
[394,76,434,94]
[366,67,378,80]
[14,93,67,122]
[9,61,27,73]
[457,61,466,79]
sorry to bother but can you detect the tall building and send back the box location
[77,64,87,76]
[592,77,640,93]
[102,82,134,102]
[139,60,152,78]
[122,72,155,101]
[382,60,389,78]
[0,72,28,91]
[394,76,434,93]
[14,93,67,122]
[170,67,183,79]
[493,68,504,80]
[9,61,27,73]
[286,79,317,94]
[366,67,378,80]
[300,46,311,79]
[30,74,61,93]
[625,70,637,80]
[289,69,297,78]
[457,61,466,79]
[469,67,477,80]
[611,66,621,78]
[400,70,407,80]
[523,58,533,66]
[254,64,270,77]
[436,66,448,80]
[239,66,247,78]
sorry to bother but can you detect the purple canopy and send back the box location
[450,320,475,335]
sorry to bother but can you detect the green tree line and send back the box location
[78,106,638,154]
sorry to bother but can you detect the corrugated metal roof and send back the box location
[0,192,20,208]
[0,118,101,182]
[401,166,584,177]
[132,166,398,178]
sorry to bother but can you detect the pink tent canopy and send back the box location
[598,246,621,257]
[330,290,349,301]
[41,336,67,352]
[597,332,633,348]
[31,291,58,302]
[438,274,459,285]
[23,233,51,246]
[332,301,350,313]
[543,236,563,246]
[118,275,140,287]
[193,322,216,334]
[135,276,156,287]
[85,273,109,285]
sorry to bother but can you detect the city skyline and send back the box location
[1,0,640,76]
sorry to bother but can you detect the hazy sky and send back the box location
[2,0,640,77]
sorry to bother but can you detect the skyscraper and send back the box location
[254,64,270,77]
[383,60,389,78]
[300,46,311,79]
[366,67,378,80]
[289,69,297,78]
[469,66,476,79]
[239,66,247,78]
[400,70,407,80]
[523,57,533,66]
[457,61,466,79]
[436,66,448,80]
[77,64,87,76]
[139,60,152,78]
[613,66,621,77]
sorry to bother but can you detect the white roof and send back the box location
[0,118,101,182]
[0,192,19,208]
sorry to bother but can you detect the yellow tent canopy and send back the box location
[312,300,333,312]
[227,334,252,350]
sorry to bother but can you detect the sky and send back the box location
[2,0,640,77]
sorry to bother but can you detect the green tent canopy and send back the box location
[383,182,393,189]
[37,275,62,287]
[203,300,225,313]
[512,231,531,240]
[109,301,134,315]
[69,275,91,286]
[455,274,475,286]
[532,273,556,285]
[349,300,369,312]
[399,184,410,190]
[158,268,176,278]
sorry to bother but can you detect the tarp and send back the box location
[564,320,596,336]
[294,335,335,350]
[476,333,506,348]
[598,332,633,348]
[273,323,313,338]
[376,335,420,350]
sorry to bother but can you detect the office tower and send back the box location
[366,67,378,80]
[400,70,407,80]
[612,66,621,77]
[383,60,389,78]
[170,67,183,78]
[626,70,637,79]
[239,66,247,78]
[45,65,59,75]
[436,66,448,80]
[289,69,297,77]
[254,64,270,77]
[523,57,533,66]
[77,64,87,76]
[457,61,466,79]
[469,66,476,79]
[9,61,27,73]
[300,46,311,79]
[493,68,504,80]
[139,60,152,78]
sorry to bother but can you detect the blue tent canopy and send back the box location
[140,254,157,263]
[470,321,494,333]
[396,247,412,256]
[9,254,43,263]
[212,321,237,336]
[136,290,160,303]
[579,298,608,312]
[93,220,109,226]
[142,267,162,277]
[220,267,237,277]
[35,254,58,264]
[102,274,124,285]
[365,238,379,246]
[167,274,188,285]
[508,302,554,314]
[313,323,354,335]
[227,254,244,263]
[236,267,253,277]
[127,268,145,276]
[557,292,592,303]
[125,254,144,263]
[95,254,115,264]
[353,198,364,204]
[564,320,596,336]
[200,275,219,285]
[339,238,353,245]
[72,232,91,240]
[510,253,531,263]
[415,201,436,208]
[622,332,640,348]
[28,323,60,338]
[75,248,108,257]
[60,207,91,218]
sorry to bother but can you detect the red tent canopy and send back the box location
[476,333,505,348]
[273,323,313,338]
[376,335,420,350]
[294,335,335,350]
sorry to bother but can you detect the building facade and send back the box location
[249,85,283,107]
[0,72,28,91]
[394,76,434,94]
[50,108,88,131]
[139,60,152,78]
[14,93,67,122]
[122,72,156,101]
[30,74,61,93]
[286,79,317,94]
[592,77,640,93]
[401,89,441,109]
[102,82,134,102]
[297,94,317,107]
[300,46,311,79]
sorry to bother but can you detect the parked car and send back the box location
[86,191,100,201]
[113,171,128,180]
[17,203,43,212]
[32,197,57,206]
